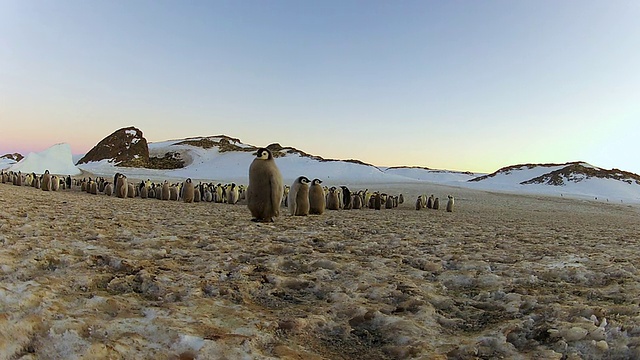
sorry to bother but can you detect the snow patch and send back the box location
[7,143,82,175]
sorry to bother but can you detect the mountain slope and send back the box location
[81,136,413,184]
[76,127,150,167]
[467,162,640,202]
[71,127,640,203]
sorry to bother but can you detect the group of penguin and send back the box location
[246,147,455,222]
[1,148,455,223]
[75,173,246,204]
[285,176,406,216]
[415,194,455,212]
[1,170,72,191]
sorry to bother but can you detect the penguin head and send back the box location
[296,176,310,185]
[186,178,192,183]
[44,170,50,174]
[312,179,322,185]
[254,148,273,160]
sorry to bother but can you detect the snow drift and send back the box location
[7,143,82,175]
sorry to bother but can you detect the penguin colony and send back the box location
[0,154,457,221]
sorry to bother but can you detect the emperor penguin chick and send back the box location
[182,178,195,203]
[41,170,52,191]
[116,174,128,198]
[446,195,454,212]
[227,183,239,204]
[340,186,352,210]
[127,183,136,198]
[326,187,340,210]
[104,182,113,196]
[140,185,148,199]
[385,195,394,209]
[247,148,284,222]
[308,179,326,215]
[288,176,311,216]
[90,180,98,195]
[51,176,60,191]
[161,181,170,201]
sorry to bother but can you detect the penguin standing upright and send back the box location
[51,176,60,191]
[116,174,128,198]
[247,148,284,222]
[41,170,52,191]
[308,179,326,215]
[427,195,434,209]
[90,180,98,195]
[227,183,239,204]
[113,173,122,193]
[374,193,382,210]
[326,187,340,210]
[104,182,113,196]
[127,183,136,198]
[182,178,195,203]
[385,195,394,209]
[161,181,170,200]
[288,176,311,216]
[341,186,352,210]
[352,193,363,210]
[140,184,148,199]
[433,197,440,210]
[446,195,455,212]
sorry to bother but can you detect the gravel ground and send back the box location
[1,179,640,359]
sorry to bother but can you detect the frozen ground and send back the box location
[1,180,639,359]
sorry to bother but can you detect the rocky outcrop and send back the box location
[76,127,150,167]
[1,153,23,162]
[522,162,640,186]
[469,162,640,186]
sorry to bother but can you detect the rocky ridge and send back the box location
[1,153,24,162]
[469,162,640,186]
[76,127,150,167]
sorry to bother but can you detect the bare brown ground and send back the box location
[1,181,640,359]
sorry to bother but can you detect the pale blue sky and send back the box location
[1,0,639,173]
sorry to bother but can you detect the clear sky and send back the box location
[1,0,639,174]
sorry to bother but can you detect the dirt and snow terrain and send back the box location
[1,179,639,359]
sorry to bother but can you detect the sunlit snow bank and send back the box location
[0,158,16,170]
[465,165,640,204]
[7,143,81,175]
[80,140,422,185]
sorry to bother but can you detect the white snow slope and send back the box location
[465,164,640,203]
[6,143,82,175]
[80,139,420,186]
[0,157,16,170]
[6,138,640,204]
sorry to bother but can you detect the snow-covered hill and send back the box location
[7,143,81,175]
[79,137,422,185]
[2,131,639,204]
[467,162,640,203]
[383,166,481,184]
